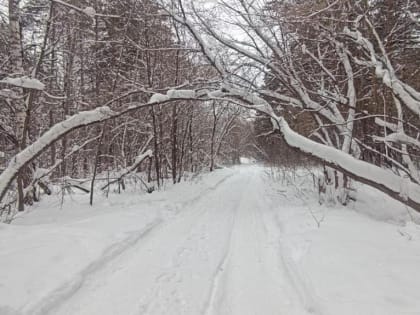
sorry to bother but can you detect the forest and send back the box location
[1,1,420,314]
[1,0,419,216]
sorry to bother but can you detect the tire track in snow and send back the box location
[27,171,236,315]
[261,173,329,315]
[135,173,241,315]
[134,204,223,315]
[201,209,237,315]
[179,172,235,207]
[207,169,306,315]
[272,213,328,315]
[28,218,163,315]
[201,177,247,315]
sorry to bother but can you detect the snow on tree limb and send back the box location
[101,149,153,191]
[0,106,114,201]
[148,93,170,104]
[373,132,420,149]
[344,27,420,115]
[167,89,196,99]
[0,88,203,202]
[0,76,45,90]
[82,6,96,18]
[276,117,420,212]
[163,4,420,211]
[211,85,420,212]
[22,135,103,198]
[52,0,96,18]
[2,80,420,212]
[375,118,398,132]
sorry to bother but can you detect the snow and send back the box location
[344,27,420,116]
[375,117,397,132]
[0,106,114,200]
[33,167,50,179]
[1,76,45,90]
[0,166,419,315]
[82,6,96,18]
[374,131,420,148]
[166,89,196,99]
[0,89,18,98]
[104,150,153,187]
[210,84,420,211]
[148,93,169,104]
[207,90,224,98]
[148,89,196,104]
[239,157,255,164]
[134,149,153,163]
[277,116,420,209]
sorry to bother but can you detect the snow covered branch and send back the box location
[0,107,114,202]
[0,76,45,91]
[344,27,420,116]
[101,149,153,191]
[0,88,208,203]
[276,117,420,212]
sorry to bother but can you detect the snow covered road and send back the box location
[28,167,310,315]
[1,166,420,315]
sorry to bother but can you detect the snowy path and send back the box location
[29,168,310,315]
[1,166,420,315]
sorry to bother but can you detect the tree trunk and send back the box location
[171,105,178,183]
[8,0,26,211]
[150,107,161,188]
[210,102,217,172]
[90,125,105,206]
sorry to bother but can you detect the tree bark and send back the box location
[8,0,25,211]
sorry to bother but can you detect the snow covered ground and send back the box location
[0,166,420,315]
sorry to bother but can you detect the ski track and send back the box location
[28,219,163,315]
[206,169,315,315]
[259,178,328,315]
[272,212,328,315]
[202,184,239,315]
[27,167,321,315]
[26,171,234,315]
